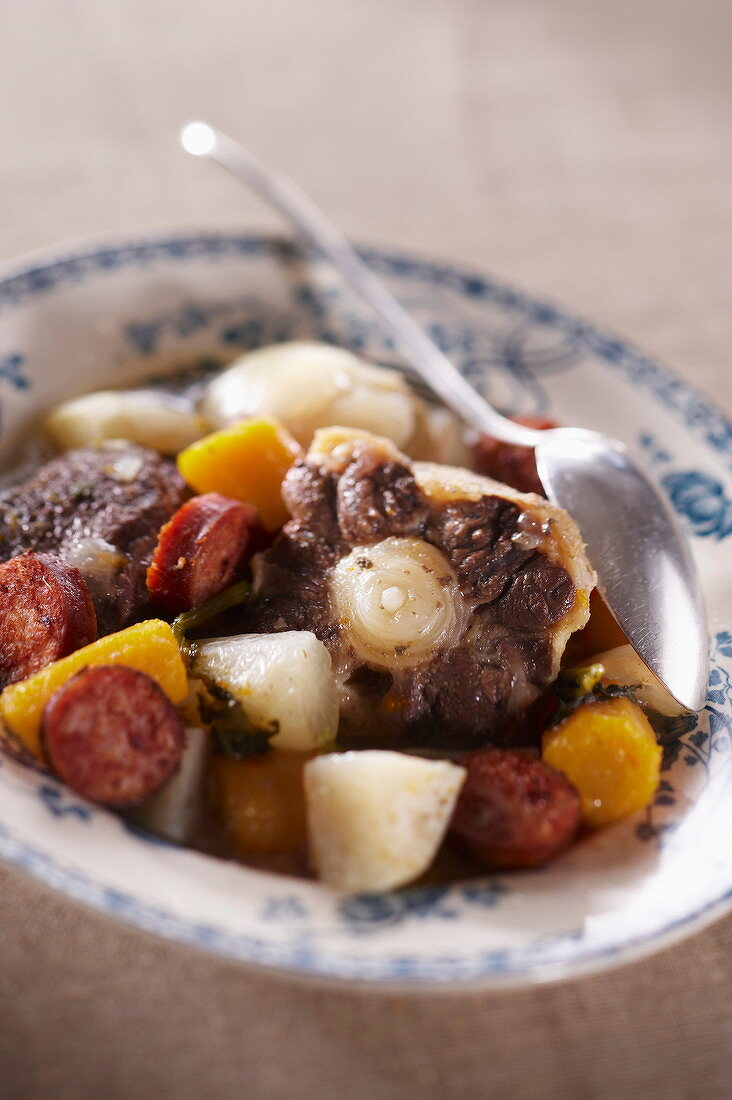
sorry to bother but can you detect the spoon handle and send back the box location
[183,124,539,448]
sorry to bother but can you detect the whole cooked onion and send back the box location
[46,390,208,455]
[330,537,467,669]
[201,342,417,448]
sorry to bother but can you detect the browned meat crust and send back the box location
[0,442,186,634]
[336,451,430,543]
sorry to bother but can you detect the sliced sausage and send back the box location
[42,665,184,807]
[473,416,557,496]
[147,493,259,613]
[0,551,97,688]
[449,748,581,869]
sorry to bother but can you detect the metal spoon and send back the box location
[180,121,709,712]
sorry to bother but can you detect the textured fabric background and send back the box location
[0,1,730,1096]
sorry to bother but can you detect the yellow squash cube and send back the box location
[177,416,301,531]
[0,619,188,760]
[542,696,662,827]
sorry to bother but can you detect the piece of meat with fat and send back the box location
[430,495,538,603]
[251,524,341,645]
[336,450,430,543]
[282,461,341,543]
[0,442,186,635]
[246,428,595,749]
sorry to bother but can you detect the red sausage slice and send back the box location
[0,551,97,688]
[449,748,581,869]
[474,416,558,496]
[147,493,259,613]
[42,665,184,807]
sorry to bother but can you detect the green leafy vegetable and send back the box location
[546,664,642,729]
[172,580,252,661]
[547,662,695,742]
[197,677,277,759]
[645,711,698,744]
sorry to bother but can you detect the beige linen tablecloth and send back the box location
[0,1,730,1096]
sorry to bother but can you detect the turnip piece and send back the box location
[200,341,417,449]
[126,726,207,844]
[304,750,466,892]
[193,631,339,751]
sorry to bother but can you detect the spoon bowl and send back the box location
[536,428,708,710]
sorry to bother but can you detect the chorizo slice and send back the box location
[473,416,558,496]
[42,665,184,807]
[449,748,581,869]
[147,493,259,613]
[0,551,97,688]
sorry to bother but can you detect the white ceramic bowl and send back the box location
[0,228,730,989]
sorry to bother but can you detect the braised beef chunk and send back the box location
[514,633,555,684]
[399,645,516,749]
[250,525,341,645]
[336,453,430,543]
[384,624,555,750]
[495,556,575,631]
[429,497,534,603]
[282,461,341,541]
[247,436,580,750]
[0,443,186,634]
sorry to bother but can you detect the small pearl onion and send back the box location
[330,537,467,669]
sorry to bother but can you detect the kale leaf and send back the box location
[197,677,277,759]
